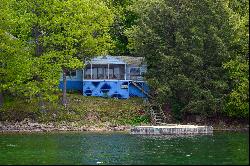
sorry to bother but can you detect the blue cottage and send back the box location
[59,55,149,99]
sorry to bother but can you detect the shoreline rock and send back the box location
[0,118,248,133]
[0,118,132,133]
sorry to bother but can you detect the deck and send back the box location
[130,124,213,135]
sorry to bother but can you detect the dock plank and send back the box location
[130,124,213,135]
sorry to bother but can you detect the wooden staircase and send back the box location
[131,81,169,125]
[131,81,152,98]
[149,104,167,125]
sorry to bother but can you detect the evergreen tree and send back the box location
[125,0,246,119]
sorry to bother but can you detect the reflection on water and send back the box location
[138,133,213,140]
[0,131,248,165]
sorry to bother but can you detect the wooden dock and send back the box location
[130,124,213,135]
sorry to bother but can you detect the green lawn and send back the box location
[0,94,150,126]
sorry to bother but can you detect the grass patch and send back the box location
[0,94,150,126]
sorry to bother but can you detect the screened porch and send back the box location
[83,64,126,80]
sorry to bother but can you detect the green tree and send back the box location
[0,31,33,106]
[105,0,136,56]
[38,0,114,106]
[223,58,249,117]
[0,0,33,106]
[1,0,114,107]
[126,0,238,120]
[1,0,63,110]
[223,0,249,117]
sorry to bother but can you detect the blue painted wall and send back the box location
[59,81,83,92]
[129,82,149,98]
[59,72,150,98]
[81,80,149,99]
[83,80,129,99]
[59,70,83,92]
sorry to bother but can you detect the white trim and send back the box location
[108,63,110,79]
[59,79,82,82]
[125,64,127,80]
[82,79,145,82]
[90,63,92,79]
[86,63,126,65]
[83,60,85,81]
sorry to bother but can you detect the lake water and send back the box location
[0,131,248,165]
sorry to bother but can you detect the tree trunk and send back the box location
[32,25,43,57]
[62,69,67,106]
[38,93,46,113]
[0,92,3,107]
[32,24,45,111]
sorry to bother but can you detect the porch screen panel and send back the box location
[84,65,91,79]
[92,68,97,79]
[109,64,125,80]
[130,67,142,81]
[92,64,108,80]
[109,68,114,79]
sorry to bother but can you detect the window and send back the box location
[66,70,76,77]
[130,67,142,81]
[86,64,108,80]
[109,64,125,80]
[84,66,91,79]
[109,68,114,79]
[84,64,125,80]
[92,67,97,79]
[130,67,140,76]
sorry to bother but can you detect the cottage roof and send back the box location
[116,56,145,66]
[87,55,145,66]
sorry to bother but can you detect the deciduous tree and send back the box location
[1,0,114,107]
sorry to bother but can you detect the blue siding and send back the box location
[59,81,83,92]
[81,80,149,99]
[83,80,129,99]
[129,82,149,98]
[59,70,83,92]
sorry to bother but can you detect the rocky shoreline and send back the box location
[0,118,248,133]
[0,118,132,133]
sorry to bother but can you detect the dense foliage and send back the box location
[105,0,137,56]
[222,0,249,118]
[0,0,114,106]
[0,0,248,122]
[125,0,249,119]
